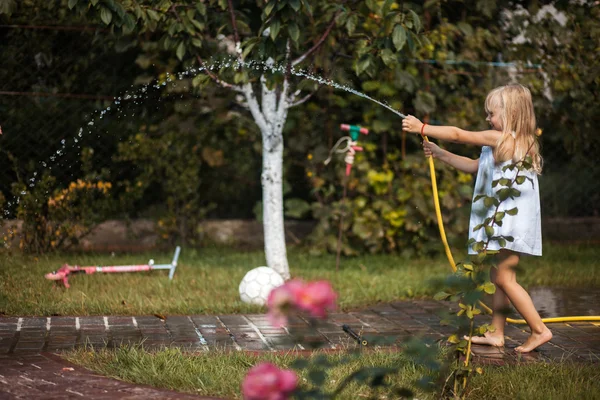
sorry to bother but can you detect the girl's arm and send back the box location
[402,115,501,147]
[423,141,479,173]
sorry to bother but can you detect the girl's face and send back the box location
[486,107,502,131]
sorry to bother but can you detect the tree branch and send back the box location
[226,0,240,45]
[292,11,341,67]
[195,55,242,91]
[242,83,268,132]
[167,5,238,91]
[278,40,292,113]
[289,90,318,108]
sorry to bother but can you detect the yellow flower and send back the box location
[307,153,313,160]
[536,128,543,136]
[306,171,313,177]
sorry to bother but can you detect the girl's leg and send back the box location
[493,250,552,352]
[470,266,508,346]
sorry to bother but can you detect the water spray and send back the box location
[44,246,181,288]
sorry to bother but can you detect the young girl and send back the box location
[401,83,552,353]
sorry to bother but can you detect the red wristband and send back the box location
[420,123,427,137]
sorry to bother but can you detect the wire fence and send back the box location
[0,25,598,232]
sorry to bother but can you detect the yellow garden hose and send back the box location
[423,135,600,324]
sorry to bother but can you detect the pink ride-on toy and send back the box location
[45,246,181,288]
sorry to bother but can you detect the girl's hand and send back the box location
[423,140,443,159]
[401,115,423,134]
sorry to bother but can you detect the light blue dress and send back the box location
[468,146,542,256]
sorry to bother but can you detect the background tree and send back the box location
[62,0,424,278]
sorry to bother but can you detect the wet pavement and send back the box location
[1,294,599,398]
[1,298,599,363]
[0,352,220,399]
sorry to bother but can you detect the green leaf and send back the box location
[434,291,452,301]
[362,81,380,92]
[392,25,407,51]
[68,0,78,10]
[242,37,260,59]
[494,212,505,222]
[176,41,186,61]
[483,196,496,208]
[481,282,496,294]
[308,369,326,386]
[191,38,203,48]
[497,188,510,201]
[456,21,473,36]
[192,74,210,88]
[269,19,281,41]
[447,334,460,344]
[191,19,205,31]
[409,9,421,33]
[285,198,311,218]
[300,0,312,16]
[485,226,494,237]
[506,207,518,215]
[196,2,206,16]
[381,48,397,67]
[147,9,160,21]
[516,175,526,185]
[264,1,276,17]
[287,22,299,42]
[289,0,301,12]
[355,56,371,75]
[414,90,436,114]
[346,13,357,35]
[100,7,113,25]
[382,0,394,14]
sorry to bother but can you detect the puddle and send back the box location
[527,287,600,318]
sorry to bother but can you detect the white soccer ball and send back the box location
[239,266,285,306]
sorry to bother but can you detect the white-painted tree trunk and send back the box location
[240,64,291,279]
[261,126,289,279]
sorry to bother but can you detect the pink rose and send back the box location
[266,279,306,327]
[266,285,294,327]
[295,280,337,319]
[242,362,298,400]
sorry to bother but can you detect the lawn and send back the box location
[1,243,598,316]
[65,346,600,400]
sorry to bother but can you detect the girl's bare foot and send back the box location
[515,328,552,353]
[465,332,504,347]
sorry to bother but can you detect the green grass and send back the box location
[65,346,600,400]
[1,243,598,316]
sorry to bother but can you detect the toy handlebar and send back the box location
[45,246,181,288]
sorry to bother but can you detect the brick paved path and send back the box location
[2,300,599,364]
[0,352,220,399]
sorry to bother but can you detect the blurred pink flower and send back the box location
[241,362,298,400]
[266,284,294,327]
[296,280,337,319]
[267,279,338,326]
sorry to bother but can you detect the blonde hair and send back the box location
[485,84,542,174]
